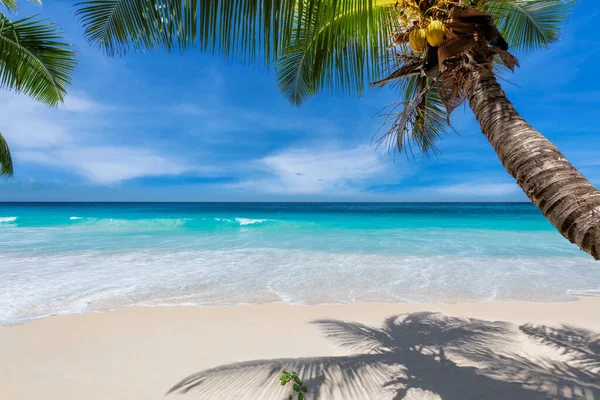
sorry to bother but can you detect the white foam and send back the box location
[73,217,190,230]
[0,217,17,223]
[235,218,268,225]
[566,289,600,297]
[1,248,599,325]
[214,217,269,225]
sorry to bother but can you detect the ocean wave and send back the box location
[88,218,191,229]
[214,217,271,226]
[235,218,269,226]
[0,217,17,223]
[64,216,273,230]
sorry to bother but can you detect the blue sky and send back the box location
[1,0,599,202]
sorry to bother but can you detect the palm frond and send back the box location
[1,1,43,12]
[0,132,13,176]
[376,74,453,156]
[276,42,315,106]
[480,0,574,52]
[370,58,422,87]
[0,12,76,106]
[275,3,318,106]
[75,0,179,56]
[409,79,451,155]
[74,0,384,66]
[1,0,17,11]
[276,2,396,105]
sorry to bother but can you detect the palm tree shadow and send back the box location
[168,312,600,399]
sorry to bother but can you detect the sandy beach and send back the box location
[1,299,599,399]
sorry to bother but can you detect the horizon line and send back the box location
[0,201,533,204]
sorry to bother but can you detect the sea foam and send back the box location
[0,217,17,223]
[235,218,269,225]
[1,247,599,325]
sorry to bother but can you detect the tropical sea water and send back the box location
[1,202,599,325]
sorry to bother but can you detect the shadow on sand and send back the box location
[168,312,600,399]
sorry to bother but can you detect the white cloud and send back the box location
[3,119,69,149]
[0,92,192,184]
[232,145,398,195]
[19,146,190,184]
[60,94,106,113]
[0,94,70,148]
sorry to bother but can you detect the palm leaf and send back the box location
[75,0,179,56]
[480,0,574,52]
[376,74,453,156]
[1,1,43,12]
[370,58,422,87]
[74,0,382,65]
[0,132,13,176]
[410,79,451,155]
[276,40,316,105]
[1,0,18,11]
[276,1,397,105]
[0,12,76,106]
[275,2,318,105]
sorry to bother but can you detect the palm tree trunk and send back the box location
[466,69,600,259]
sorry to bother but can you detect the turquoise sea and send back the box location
[1,202,599,325]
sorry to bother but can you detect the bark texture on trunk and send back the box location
[466,69,600,259]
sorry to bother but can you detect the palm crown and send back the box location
[75,0,572,155]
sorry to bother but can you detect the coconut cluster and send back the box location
[394,0,446,53]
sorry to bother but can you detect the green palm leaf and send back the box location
[75,0,179,56]
[480,0,574,52]
[276,1,396,105]
[378,75,452,156]
[0,133,13,176]
[0,12,76,106]
[1,1,43,12]
[74,0,381,65]
[406,78,450,155]
[276,40,315,105]
[0,0,18,10]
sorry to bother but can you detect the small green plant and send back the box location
[280,370,308,400]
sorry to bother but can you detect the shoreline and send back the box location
[2,294,597,328]
[1,298,599,399]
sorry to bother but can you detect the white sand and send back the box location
[1,299,599,399]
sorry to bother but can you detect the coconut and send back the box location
[426,20,445,47]
[409,28,427,53]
